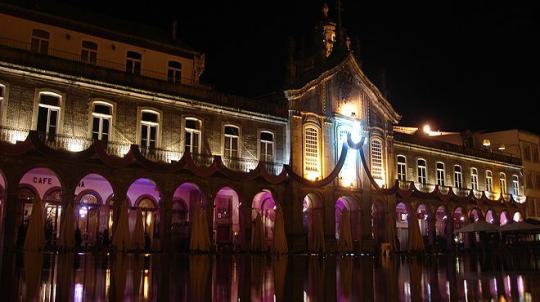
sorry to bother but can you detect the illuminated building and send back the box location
[473,130,540,219]
[0,3,527,253]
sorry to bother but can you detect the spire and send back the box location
[320,2,336,58]
[336,0,344,44]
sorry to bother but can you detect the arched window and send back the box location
[454,165,463,188]
[81,41,98,64]
[370,138,384,182]
[126,51,142,74]
[259,131,274,162]
[436,162,445,186]
[471,168,479,190]
[512,175,520,195]
[184,118,201,154]
[304,127,320,180]
[486,170,493,192]
[91,101,112,141]
[31,29,49,54]
[396,155,406,181]
[37,92,61,141]
[500,173,507,194]
[417,159,427,185]
[140,110,159,149]
[168,61,182,84]
[224,125,240,158]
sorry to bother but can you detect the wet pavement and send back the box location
[1,251,540,301]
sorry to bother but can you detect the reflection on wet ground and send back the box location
[1,250,540,301]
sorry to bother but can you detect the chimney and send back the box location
[171,20,178,41]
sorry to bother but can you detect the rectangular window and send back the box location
[371,139,383,180]
[533,145,539,163]
[471,168,479,191]
[168,61,182,84]
[500,173,507,194]
[185,118,201,154]
[259,131,274,162]
[37,93,60,141]
[454,166,463,188]
[140,111,158,149]
[436,162,445,186]
[526,173,533,189]
[31,29,49,55]
[417,159,427,185]
[486,171,493,192]
[126,51,142,75]
[524,144,532,162]
[305,127,319,175]
[0,85,4,123]
[397,156,406,181]
[91,103,112,141]
[81,41,98,64]
[512,175,520,195]
[224,126,239,158]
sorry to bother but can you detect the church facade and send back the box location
[0,3,526,253]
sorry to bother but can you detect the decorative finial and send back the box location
[322,2,329,18]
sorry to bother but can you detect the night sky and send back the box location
[25,0,540,133]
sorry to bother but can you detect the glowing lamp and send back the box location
[79,206,87,218]
[305,171,320,181]
[498,145,506,151]
[423,124,431,134]
[68,139,84,152]
[482,139,491,147]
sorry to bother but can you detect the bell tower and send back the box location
[321,3,336,58]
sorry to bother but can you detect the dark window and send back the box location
[40,94,60,106]
[167,61,182,84]
[225,126,239,136]
[142,111,158,122]
[260,132,273,141]
[31,29,49,54]
[126,51,142,74]
[81,41,98,64]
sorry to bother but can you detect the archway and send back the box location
[500,211,510,226]
[252,190,277,245]
[213,186,240,248]
[453,207,467,247]
[416,204,433,246]
[469,208,483,222]
[75,173,113,247]
[513,212,523,222]
[127,178,160,249]
[0,170,6,245]
[172,182,205,250]
[335,196,359,243]
[469,208,484,246]
[303,193,323,251]
[486,210,497,224]
[435,206,449,248]
[371,201,385,244]
[395,202,409,251]
[18,167,63,246]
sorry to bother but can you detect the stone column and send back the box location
[2,184,20,250]
[158,186,173,252]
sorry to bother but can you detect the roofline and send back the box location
[284,53,401,123]
[0,3,201,59]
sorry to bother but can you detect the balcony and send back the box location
[452,187,470,198]
[0,126,284,175]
